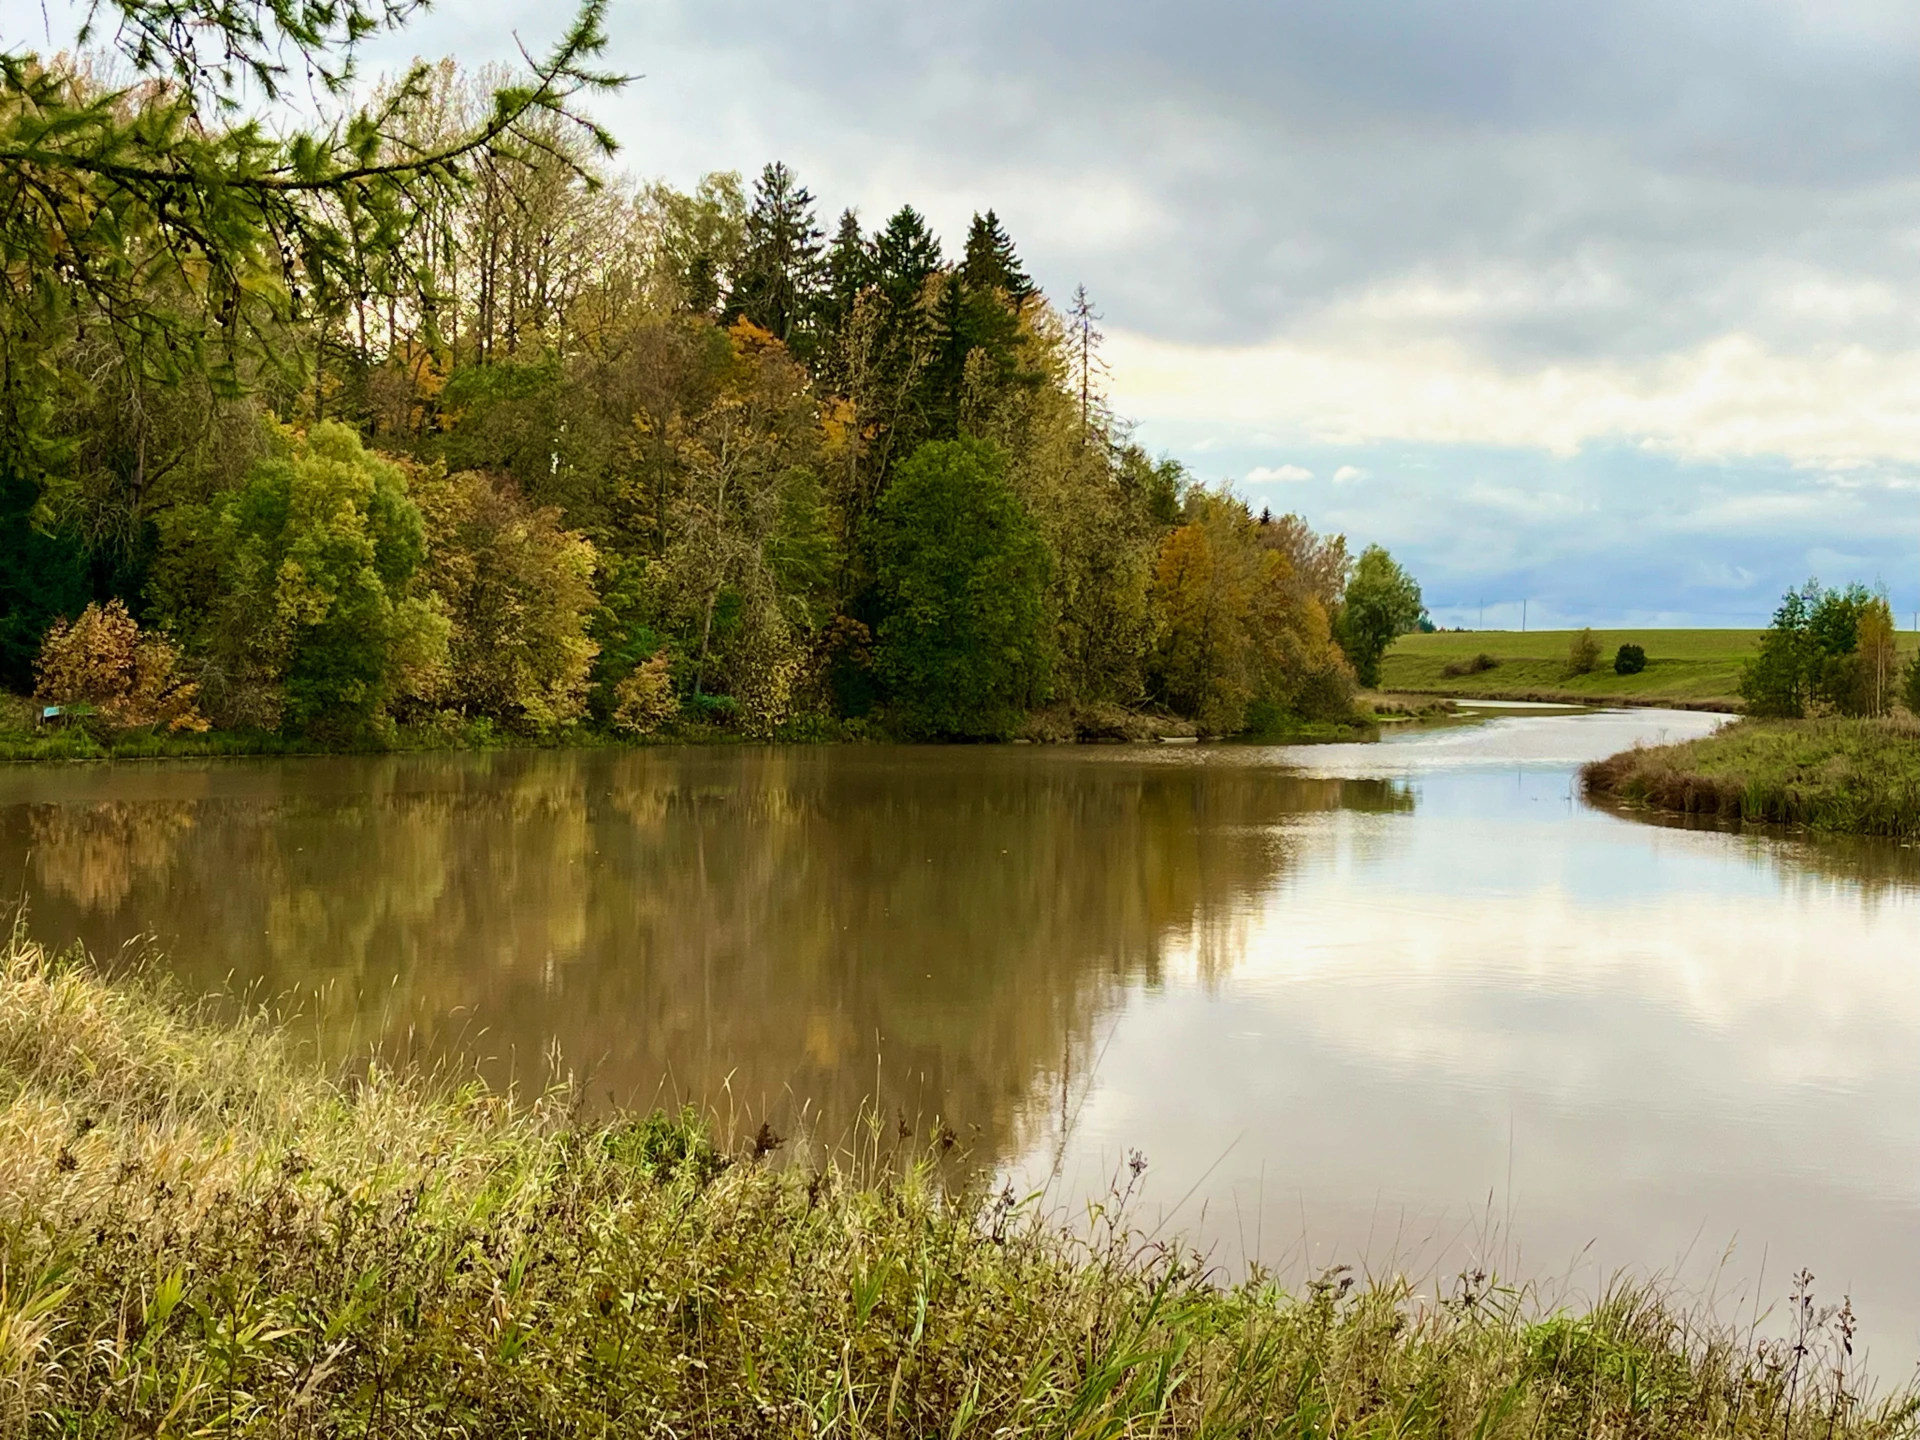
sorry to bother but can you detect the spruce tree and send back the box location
[960,210,1035,306]
[873,207,943,313]
[725,162,825,343]
[818,209,875,336]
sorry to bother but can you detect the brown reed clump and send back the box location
[1,929,1915,1438]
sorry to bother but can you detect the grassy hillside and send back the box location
[1585,715,1920,836]
[1383,629,1920,710]
[1383,630,1755,709]
[1,933,1909,1437]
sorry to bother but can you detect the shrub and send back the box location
[612,651,680,736]
[1440,653,1499,679]
[1614,643,1647,676]
[1567,628,1601,675]
[33,600,207,733]
[1904,651,1920,717]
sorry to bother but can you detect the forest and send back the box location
[0,0,1424,746]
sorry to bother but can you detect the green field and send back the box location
[1379,629,1919,710]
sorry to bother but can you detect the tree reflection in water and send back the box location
[3,747,1410,1164]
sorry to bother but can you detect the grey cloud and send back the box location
[535,0,1920,364]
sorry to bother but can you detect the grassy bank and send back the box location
[1381,630,1834,710]
[0,691,1388,763]
[2,935,1911,1437]
[1585,716,1920,836]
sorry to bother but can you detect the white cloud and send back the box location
[1108,329,1920,468]
[1247,464,1315,483]
[1332,465,1369,485]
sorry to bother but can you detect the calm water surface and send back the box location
[4,709,1916,1371]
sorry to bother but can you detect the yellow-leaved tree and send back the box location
[34,601,207,733]
[1149,491,1355,735]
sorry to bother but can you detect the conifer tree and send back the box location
[961,211,1035,306]
[725,162,824,343]
[818,209,875,336]
[872,207,944,312]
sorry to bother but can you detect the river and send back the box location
[2,707,1915,1372]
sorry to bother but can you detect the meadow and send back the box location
[1377,630,1796,709]
[1,930,1914,1438]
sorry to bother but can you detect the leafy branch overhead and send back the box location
[0,0,626,439]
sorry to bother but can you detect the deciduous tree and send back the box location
[873,438,1049,738]
[1337,545,1425,688]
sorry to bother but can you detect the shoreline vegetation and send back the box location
[4,931,1915,1438]
[1582,586,1920,837]
[5,29,1432,766]
[1584,716,1920,838]
[0,691,1417,766]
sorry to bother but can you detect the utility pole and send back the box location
[1522,599,1527,633]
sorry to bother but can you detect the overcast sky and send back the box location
[10,0,1920,627]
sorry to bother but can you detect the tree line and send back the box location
[1,3,1425,743]
[1742,582,1920,719]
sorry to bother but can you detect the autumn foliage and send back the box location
[33,601,207,733]
[1149,493,1356,735]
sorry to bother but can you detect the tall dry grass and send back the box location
[0,929,1913,1438]
[1584,715,1920,836]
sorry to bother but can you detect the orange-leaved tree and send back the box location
[34,601,207,732]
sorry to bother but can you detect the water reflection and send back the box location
[2,748,1407,1162]
[3,714,1915,1371]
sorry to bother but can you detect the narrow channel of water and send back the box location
[2,709,1914,1372]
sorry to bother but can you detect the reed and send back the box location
[1,931,1912,1438]
[1584,715,1920,836]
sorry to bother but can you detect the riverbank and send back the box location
[1,933,1907,1438]
[1584,715,1920,836]
[1381,629,1779,710]
[0,692,1411,762]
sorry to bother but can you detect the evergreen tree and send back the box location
[960,211,1035,306]
[817,209,875,337]
[724,162,824,344]
[0,470,90,690]
[931,212,1042,435]
[872,207,944,312]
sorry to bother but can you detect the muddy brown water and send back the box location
[3,708,1916,1374]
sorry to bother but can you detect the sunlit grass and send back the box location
[1,930,1913,1437]
[1378,630,1882,709]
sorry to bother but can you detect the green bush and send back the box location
[1614,643,1647,676]
[1567,627,1601,675]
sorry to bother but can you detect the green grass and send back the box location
[1585,715,1920,836]
[1381,630,1920,711]
[1,931,1913,1438]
